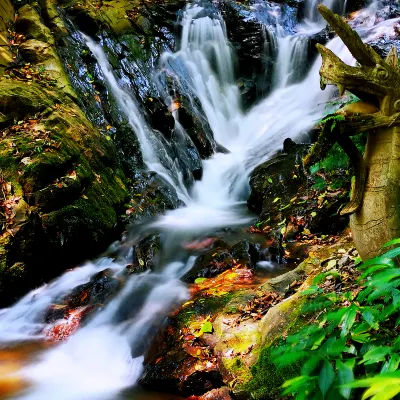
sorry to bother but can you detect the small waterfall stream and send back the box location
[0,0,397,398]
[83,34,191,203]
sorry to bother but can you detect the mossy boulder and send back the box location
[0,78,129,306]
[16,5,55,45]
[60,0,187,36]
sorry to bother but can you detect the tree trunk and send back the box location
[351,126,400,259]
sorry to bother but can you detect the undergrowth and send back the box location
[272,239,400,400]
[310,131,367,192]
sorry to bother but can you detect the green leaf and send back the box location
[341,305,358,337]
[195,277,207,284]
[359,256,395,270]
[275,350,308,368]
[381,354,400,374]
[319,360,335,398]
[268,177,273,183]
[311,211,317,217]
[382,239,400,248]
[362,309,379,329]
[360,265,389,279]
[324,337,347,357]
[352,333,371,343]
[311,332,327,350]
[343,372,400,400]
[302,355,322,376]
[200,321,213,333]
[359,346,391,365]
[282,375,316,395]
[337,360,354,399]
[353,322,372,335]
[392,336,400,352]
[273,197,281,203]
[344,372,400,389]
[300,285,320,296]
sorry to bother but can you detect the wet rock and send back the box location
[44,268,123,339]
[125,171,182,224]
[0,77,130,306]
[219,3,267,108]
[231,240,260,268]
[370,37,400,58]
[182,241,236,283]
[215,143,230,155]
[141,351,223,397]
[247,143,310,216]
[128,234,161,274]
[346,0,369,13]
[142,238,355,399]
[60,268,121,309]
[178,105,215,159]
[146,97,175,140]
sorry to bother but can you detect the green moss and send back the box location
[243,347,299,400]
[223,356,253,388]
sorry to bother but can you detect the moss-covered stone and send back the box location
[0,77,129,306]
[16,5,55,44]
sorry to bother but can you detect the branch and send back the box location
[318,5,383,67]
[339,112,400,134]
[334,125,367,215]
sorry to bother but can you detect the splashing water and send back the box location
[0,1,398,399]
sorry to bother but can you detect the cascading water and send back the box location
[0,0,398,399]
[304,0,347,26]
[83,35,191,203]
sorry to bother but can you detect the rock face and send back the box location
[55,0,215,173]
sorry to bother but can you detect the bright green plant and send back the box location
[272,239,400,400]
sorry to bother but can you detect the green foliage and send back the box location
[311,132,367,176]
[273,240,400,400]
[309,131,367,192]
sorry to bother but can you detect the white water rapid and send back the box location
[0,0,398,399]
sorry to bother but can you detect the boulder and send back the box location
[16,5,55,45]
[182,241,236,283]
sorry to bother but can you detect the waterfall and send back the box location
[0,1,398,399]
[161,4,242,147]
[83,35,191,203]
[304,0,346,26]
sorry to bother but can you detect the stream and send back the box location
[0,0,398,398]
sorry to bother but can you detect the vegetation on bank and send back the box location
[271,240,400,400]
